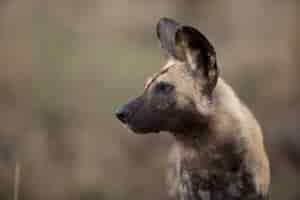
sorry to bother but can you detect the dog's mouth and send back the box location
[116,113,161,134]
[126,123,161,134]
[115,104,162,134]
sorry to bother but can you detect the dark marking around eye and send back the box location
[155,82,174,94]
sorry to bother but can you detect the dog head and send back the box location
[116,18,219,134]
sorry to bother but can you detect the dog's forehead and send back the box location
[144,59,178,90]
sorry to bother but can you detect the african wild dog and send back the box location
[115,18,270,200]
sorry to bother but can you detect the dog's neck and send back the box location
[171,78,244,148]
[166,78,269,199]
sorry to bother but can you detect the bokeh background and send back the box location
[0,0,299,199]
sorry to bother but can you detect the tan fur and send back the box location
[117,18,270,199]
[212,78,270,195]
[166,77,270,200]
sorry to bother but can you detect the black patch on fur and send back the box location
[176,142,266,200]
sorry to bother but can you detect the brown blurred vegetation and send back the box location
[0,0,299,200]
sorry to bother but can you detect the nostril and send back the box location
[116,112,126,123]
[115,107,130,123]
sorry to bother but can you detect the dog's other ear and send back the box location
[156,17,181,59]
[175,26,219,94]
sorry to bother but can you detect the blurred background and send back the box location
[0,0,299,199]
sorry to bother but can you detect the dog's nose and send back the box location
[115,106,131,123]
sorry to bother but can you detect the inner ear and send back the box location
[175,26,216,70]
[156,18,219,94]
[175,26,219,94]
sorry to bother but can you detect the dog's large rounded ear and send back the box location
[156,18,182,59]
[175,26,219,94]
[156,18,219,94]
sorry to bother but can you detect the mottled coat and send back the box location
[116,18,270,200]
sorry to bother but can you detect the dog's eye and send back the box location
[155,82,174,94]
